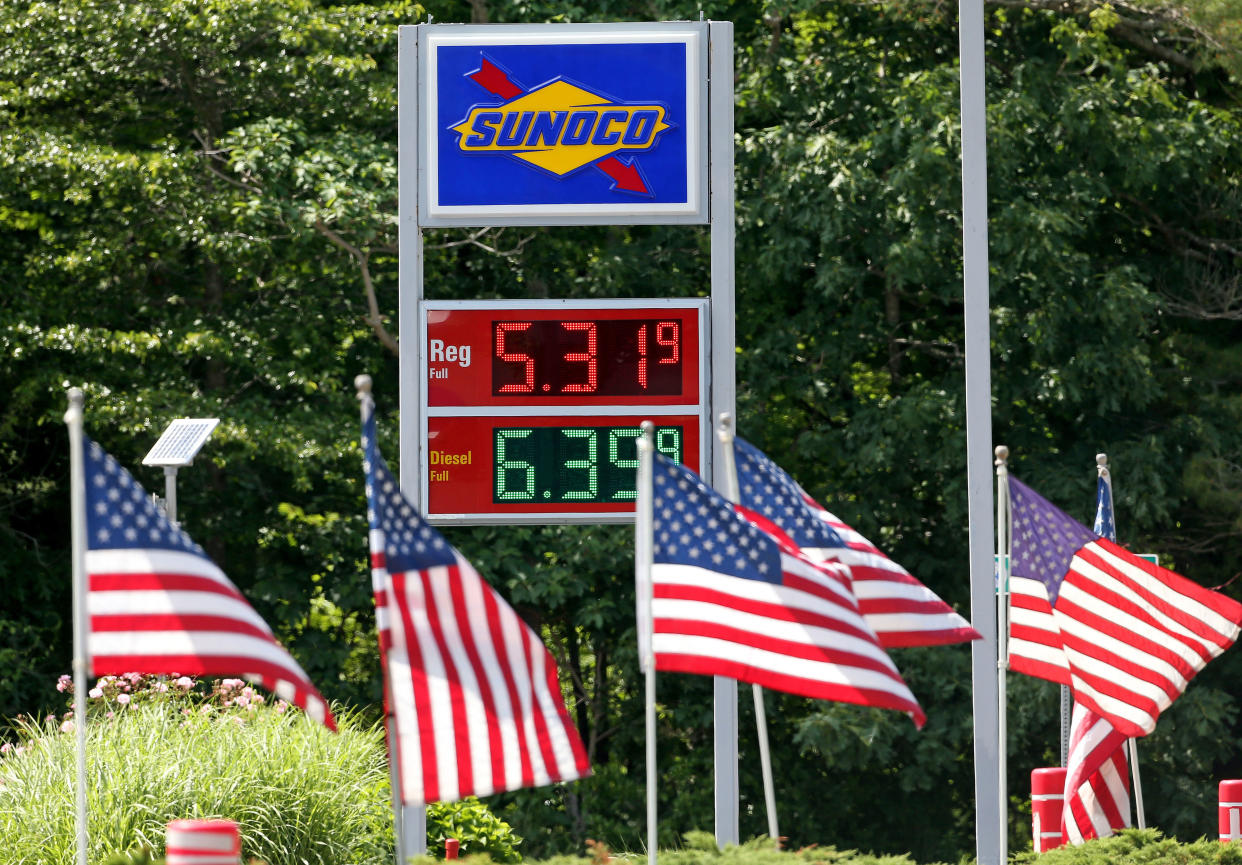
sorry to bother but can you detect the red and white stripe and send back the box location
[165,819,241,865]
[653,547,926,728]
[1008,574,1072,685]
[370,535,590,806]
[801,501,980,648]
[1055,539,1241,738]
[1061,703,1131,844]
[87,547,334,729]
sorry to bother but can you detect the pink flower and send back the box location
[1,743,13,755]
[274,701,288,714]
[175,677,194,691]
[56,675,73,693]
[59,720,74,733]
[116,694,131,706]
[154,682,169,693]
[220,678,244,691]
[88,688,103,699]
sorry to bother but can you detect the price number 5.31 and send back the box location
[494,424,683,503]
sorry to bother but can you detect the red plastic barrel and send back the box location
[1032,767,1068,853]
[445,838,461,860]
[1220,780,1242,841]
[166,819,241,865]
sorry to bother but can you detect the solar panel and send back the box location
[142,418,220,467]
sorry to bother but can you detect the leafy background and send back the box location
[1,0,1240,861]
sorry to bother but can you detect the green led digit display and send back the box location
[494,425,683,503]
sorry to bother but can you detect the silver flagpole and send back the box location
[1097,454,1146,828]
[994,446,1010,865]
[65,387,89,865]
[716,414,779,847]
[356,375,411,865]
[636,421,657,865]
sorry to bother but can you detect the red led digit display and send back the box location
[420,299,708,523]
[491,318,683,397]
[426,303,702,408]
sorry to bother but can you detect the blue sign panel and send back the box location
[419,25,708,225]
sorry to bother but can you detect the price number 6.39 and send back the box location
[494,425,683,503]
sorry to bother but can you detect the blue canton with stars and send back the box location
[734,438,845,550]
[1009,476,1099,604]
[84,437,204,556]
[652,452,782,585]
[361,407,454,572]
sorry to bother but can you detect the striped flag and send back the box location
[1061,469,1132,843]
[1005,474,1242,738]
[362,404,590,806]
[649,451,926,727]
[83,436,334,729]
[1062,701,1130,843]
[733,438,979,648]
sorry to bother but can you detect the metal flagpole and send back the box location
[957,1,1001,861]
[1096,454,1146,828]
[357,375,413,865]
[636,421,657,865]
[994,446,1010,865]
[65,387,89,865]
[716,414,780,846]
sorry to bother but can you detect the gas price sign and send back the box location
[419,299,709,523]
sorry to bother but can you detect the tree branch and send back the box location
[314,219,400,356]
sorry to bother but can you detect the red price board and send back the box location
[419,299,709,523]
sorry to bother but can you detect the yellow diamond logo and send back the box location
[452,79,672,177]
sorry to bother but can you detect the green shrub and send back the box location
[1012,828,1242,865]
[0,674,527,865]
[428,796,524,863]
[0,690,390,864]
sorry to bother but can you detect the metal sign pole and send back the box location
[708,20,739,848]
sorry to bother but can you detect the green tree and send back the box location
[2,1,1241,861]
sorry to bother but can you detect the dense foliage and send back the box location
[1,0,1240,862]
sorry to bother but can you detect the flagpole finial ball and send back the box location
[716,412,734,444]
[995,445,1009,463]
[1096,453,1108,467]
[67,387,84,408]
[354,374,373,396]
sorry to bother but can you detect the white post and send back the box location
[65,388,89,865]
[957,1,1001,862]
[163,466,179,524]
[636,421,657,865]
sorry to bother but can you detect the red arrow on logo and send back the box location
[463,56,652,196]
[468,57,524,100]
[597,157,650,195]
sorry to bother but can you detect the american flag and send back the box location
[649,451,926,727]
[83,436,334,729]
[733,438,979,648]
[1060,469,1131,844]
[362,405,590,805]
[1005,475,1242,738]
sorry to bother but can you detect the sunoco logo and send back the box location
[449,57,673,196]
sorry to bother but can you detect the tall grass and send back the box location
[0,699,393,864]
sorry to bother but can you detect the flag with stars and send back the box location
[648,451,925,727]
[1005,475,1242,738]
[362,403,589,806]
[83,436,334,729]
[733,438,979,648]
